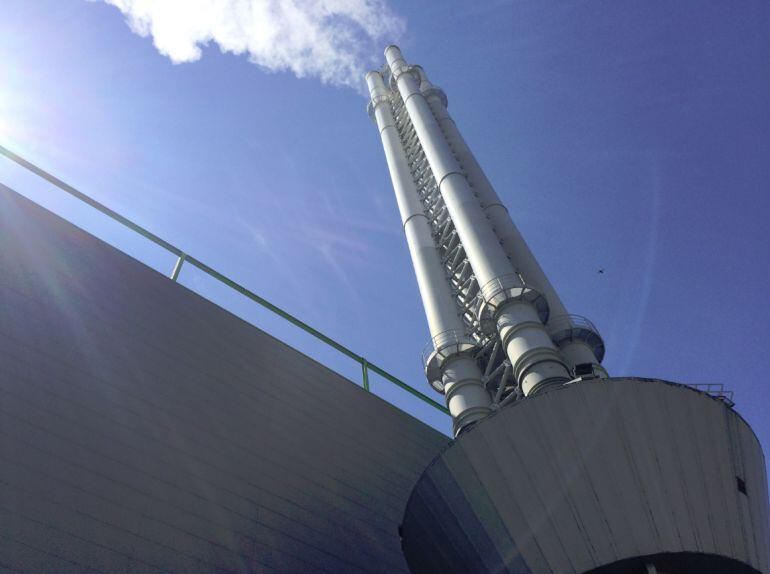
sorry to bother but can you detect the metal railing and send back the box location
[420,328,477,371]
[614,377,735,407]
[546,314,600,335]
[479,273,525,302]
[689,383,735,407]
[477,273,550,331]
[546,313,606,363]
[0,144,450,419]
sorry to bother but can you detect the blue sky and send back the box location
[1,0,768,457]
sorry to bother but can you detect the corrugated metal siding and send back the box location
[402,379,770,574]
[0,186,450,573]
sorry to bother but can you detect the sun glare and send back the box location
[0,78,26,145]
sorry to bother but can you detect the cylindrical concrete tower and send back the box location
[365,46,769,573]
[402,379,769,574]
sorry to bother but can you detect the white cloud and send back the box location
[95,0,404,88]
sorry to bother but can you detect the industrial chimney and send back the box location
[367,46,769,574]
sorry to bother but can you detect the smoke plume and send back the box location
[94,0,404,88]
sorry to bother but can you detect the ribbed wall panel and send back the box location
[0,186,450,573]
[402,379,769,574]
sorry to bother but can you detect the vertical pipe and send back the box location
[423,84,568,317]
[418,71,607,377]
[367,71,490,433]
[385,46,571,396]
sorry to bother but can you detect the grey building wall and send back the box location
[0,185,450,573]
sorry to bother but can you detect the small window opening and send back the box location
[574,363,594,377]
[736,476,747,495]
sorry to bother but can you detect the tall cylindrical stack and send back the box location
[367,71,491,435]
[367,45,608,433]
[365,46,769,574]
[382,45,574,399]
[415,67,607,377]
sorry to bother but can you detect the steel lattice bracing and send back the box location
[388,86,515,408]
[367,46,608,433]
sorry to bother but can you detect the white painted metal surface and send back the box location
[384,45,572,398]
[417,73,606,377]
[368,45,611,413]
[367,71,491,434]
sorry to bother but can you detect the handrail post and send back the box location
[362,358,370,392]
[170,253,186,281]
